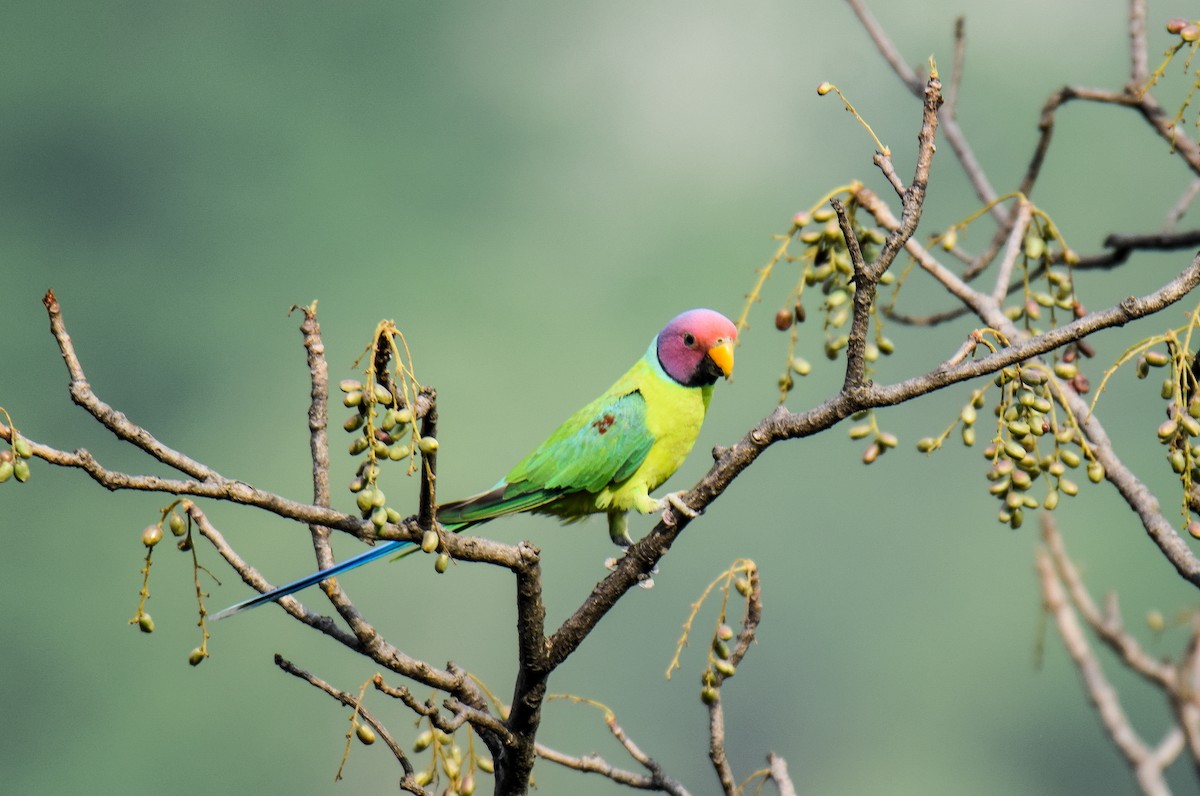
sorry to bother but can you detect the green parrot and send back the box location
[212,308,736,620]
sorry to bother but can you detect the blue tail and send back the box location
[210,539,414,621]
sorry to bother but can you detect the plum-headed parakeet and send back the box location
[212,308,736,620]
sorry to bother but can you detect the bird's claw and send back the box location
[604,556,658,589]
[660,491,699,525]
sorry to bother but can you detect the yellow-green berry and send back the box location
[142,524,163,548]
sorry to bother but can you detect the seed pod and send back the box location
[916,437,937,453]
[434,553,450,573]
[188,647,206,666]
[1009,508,1024,529]
[138,613,155,633]
[1059,477,1079,496]
[1059,449,1081,468]
[1007,420,1031,437]
[717,623,735,641]
[421,529,439,553]
[349,436,369,455]
[371,507,389,528]
[413,729,434,752]
[386,508,402,524]
[417,436,439,454]
[790,357,812,376]
[775,308,793,331]
[1003,439,1028,460]
[343,391,364,408]
[415,769,434,787]
[1144,349,1170,367]
[848,424,872,440]
[712,639,731,660]
[1170,450,1187,473]
[389,444,412,461]
[1011,469,1032,490]
[961,426,976,447]
[142,524,163,548]
[1162,380,1174,400]
[1181,415,1200,438]
[877,432,898,449]
[1043,490,1059,511]
[714,659,736,677]
[800,230,823,245]
[12,459,30,482]
[371,383,393,405]
[1087,462,1105,483]
[339,379,363,393]
[1052,362,1077,380]
[356,723,377,745]
[701,686,719,705]
[1023,234,1046,260]
[988,478,1011,496]
[356,489,375,513]
[734,578,752,596]
[1158,419,1179,441]
[861,442,881,464]
[812,206,835,222]
[168,512,187,536]
[1183,24,1200,42]
[941,228,958,251]
[343,414,365,432]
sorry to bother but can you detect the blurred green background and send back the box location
[4,1,1200,793]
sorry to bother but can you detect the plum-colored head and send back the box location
[655,309,737,387]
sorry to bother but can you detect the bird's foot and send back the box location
[659,491,699,526]
[604,556,659,589]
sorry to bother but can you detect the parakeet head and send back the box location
[656,309,737,387]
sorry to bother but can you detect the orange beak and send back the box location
[707,339,735,379]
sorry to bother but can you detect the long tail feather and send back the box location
[210,539,413,621]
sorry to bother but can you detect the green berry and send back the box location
[168,512,187,536]
[188,648,206,666]
[12,459,30,482]
[421,529,439,553]
[12,435,32,459]
[434,553,450,573]
[142,524,163,548]
[356,723,377,745]
[137,613,155,633]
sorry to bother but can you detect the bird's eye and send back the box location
[683,333,696,347]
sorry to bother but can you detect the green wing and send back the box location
[438,386,654,527]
